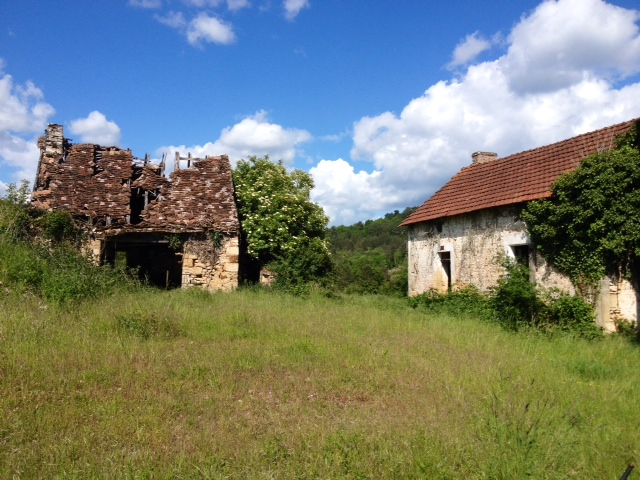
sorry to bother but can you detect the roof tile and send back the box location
[401,119,638,226]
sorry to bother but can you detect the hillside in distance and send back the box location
[326,207,417,295]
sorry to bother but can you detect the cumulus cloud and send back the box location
[182,0,223,7]
[448,32,492,69]
[0,130,42,185]
[313,0,640,225]
[186,12,236,46]
[504,0,640,93]
[0,65,55,185]
[128,0,163,9]
[284,0,309,21]
[156,111,311,167]
[69,111,122,145]
[182,0,250,10]
[155,11,236,46]
[0,74,54,134]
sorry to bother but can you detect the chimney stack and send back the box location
[471,151,498,164]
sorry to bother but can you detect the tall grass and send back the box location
[1,287,638,478]
[0,192,138,304]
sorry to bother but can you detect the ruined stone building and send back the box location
[401,118,640,331]
[31,124,240,291]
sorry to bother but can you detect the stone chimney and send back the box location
[471,151,498,164]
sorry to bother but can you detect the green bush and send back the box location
[543,290,601,339]
[409,285,491,320]
[410,261,602,339]
[268,237,334,288]
[489,259,601,338]
[489,260,544,329]
[39,210,81,244]
[0,183,140,304]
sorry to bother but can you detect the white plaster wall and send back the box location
[407,207,573,296]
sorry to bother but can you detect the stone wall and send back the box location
[407,206,572,294]
[181,235,239,292]
[406,206,637,329]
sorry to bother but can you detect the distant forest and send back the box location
[326,207,417,296]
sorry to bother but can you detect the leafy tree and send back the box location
[521,125,640,294]
[326,207,416,295]
[0,180,31,242]
[233,155,332,285]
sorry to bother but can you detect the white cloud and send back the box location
[186,12,236,46]
[155,11,187,29]
[227,0,250,11]
[156,111,311,167]
[0,65,55,187]
[283,0,309,21]
[69,111,122,145]
[504,0,640,93]
[0,130,41,185]
[0,74,54,133]
[182,0,223,7]
[310,159,400,226]
[128,0,163,9]
[313,0,640,225]
[448,32,492,69]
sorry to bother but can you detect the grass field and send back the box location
[1,287,639,479]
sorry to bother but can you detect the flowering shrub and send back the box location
[233,156,332,284]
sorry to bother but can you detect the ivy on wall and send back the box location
[521,124,640,293]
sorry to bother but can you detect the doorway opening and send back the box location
[104,234,183,288]
[439,251,452,292]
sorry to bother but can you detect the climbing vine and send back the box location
[521,124,640,293]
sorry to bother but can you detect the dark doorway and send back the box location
[439,251,452,292]
[104,234,183,288]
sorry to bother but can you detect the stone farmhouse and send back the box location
[400,118,640,331]
[31,124,240,292]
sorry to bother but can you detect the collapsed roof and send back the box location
[32,124,239,235]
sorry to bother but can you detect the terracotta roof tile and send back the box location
[401,119,638,226]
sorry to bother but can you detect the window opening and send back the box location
[511,245,530,266]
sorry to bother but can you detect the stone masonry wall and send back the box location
[407,206,637,329]
[407,206,572,295]
[181,235,239,292]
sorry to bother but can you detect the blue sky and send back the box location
[2,0,640,225]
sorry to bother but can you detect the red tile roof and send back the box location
[401,119,638,226]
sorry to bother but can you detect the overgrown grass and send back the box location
[1,287,639,478]
[410,261,605,339]
[0,192,138,304]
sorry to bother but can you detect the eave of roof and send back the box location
[400,118,638,227]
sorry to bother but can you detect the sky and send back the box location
[1,0,640,226]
